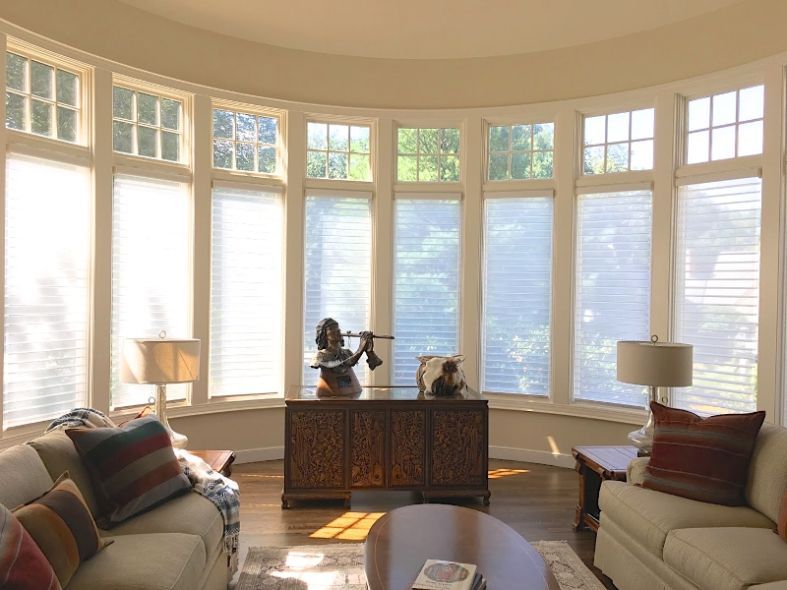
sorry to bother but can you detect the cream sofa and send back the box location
[594,423,787,590]
[0,430,230,590]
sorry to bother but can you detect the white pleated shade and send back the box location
[617,340,693,387]
[121,338,201,384]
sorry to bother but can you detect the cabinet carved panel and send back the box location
[431,409,485,486]
[389,410,426,487]
[289,409,345,489]
[283,387,488,508]
[350,410,386,488]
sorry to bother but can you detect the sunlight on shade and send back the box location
[547,435,561,456]
[488,468,530,479]
[309,511,385,541]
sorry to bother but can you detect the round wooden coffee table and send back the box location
[364,504,559,590]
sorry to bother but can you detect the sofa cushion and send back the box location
[27,431,101,518]
[599,480,774,557]
[66,532,205,590]
[13,475,110,588]
[0,444,54,509]
[108,491,223,563]
[643,402,765,505]
[66,416,191,525]
[0,503,61,590]
[748,424,787,522]
[663,527,787,590]
[750,583,787,590]
[779,490,787,540]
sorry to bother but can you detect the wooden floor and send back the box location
[232,458,617,589]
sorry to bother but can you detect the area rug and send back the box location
[236,541,605,590]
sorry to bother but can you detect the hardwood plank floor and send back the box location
[232,458,617,589]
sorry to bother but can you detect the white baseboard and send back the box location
[235,446,284,464]
[489,445,574,469]
[234,444,573,469]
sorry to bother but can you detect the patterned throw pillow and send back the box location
[12,475,107,588]
[66,415,191,526]
[642,402,766,506]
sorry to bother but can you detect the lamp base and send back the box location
[628,385,657,455]
[155,384,189,449]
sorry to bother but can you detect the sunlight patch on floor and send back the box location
[488,468,530,479]
[309,511,386,541]
[271,550,340,589]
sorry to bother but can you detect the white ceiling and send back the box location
[116,0,744,60]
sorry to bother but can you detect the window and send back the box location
[483,196,553,395]
[112,85,183,162]
[583,108,654,174]
[573,189,652,405]
[110,174,191,408]
[212,107,279,174]
[302,192,372,385]
[210,184,283,396]
[306,121,371,181]
[674,177,761,414]
[487,123,554,180]
[4,154,90,428]
[392,197,461,384]
[686,85,764,164]
[397,127,460,182]
[5,51,81,143]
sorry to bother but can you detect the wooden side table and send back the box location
[190,450,236,477]
[572,445,637,532]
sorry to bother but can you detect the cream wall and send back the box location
[1,0,787,109]
[0,2,784,468]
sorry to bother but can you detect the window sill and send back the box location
[485,392,646,425]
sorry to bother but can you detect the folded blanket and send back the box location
[45,407,115,432]
[45,409,241,575]
[177,450,241,576]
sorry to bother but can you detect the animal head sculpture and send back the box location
[416,354,466,396]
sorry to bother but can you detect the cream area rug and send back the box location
[236,541,605,590]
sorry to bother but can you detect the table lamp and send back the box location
[617,335,693,454]
[120,334,201,449]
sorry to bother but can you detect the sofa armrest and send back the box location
[627,456,650,485]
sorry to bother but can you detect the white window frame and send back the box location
[210,100,284,177]
[581,107,655,176]
[111,74,191,166]
[485,120,555,181]
[305,117,373,182]
[683,84,765,166]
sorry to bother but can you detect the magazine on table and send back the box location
[411,559,483,590]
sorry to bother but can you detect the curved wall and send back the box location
[0,2,781,467]
[1,0,786,108]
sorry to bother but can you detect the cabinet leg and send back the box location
[483,492,491,506]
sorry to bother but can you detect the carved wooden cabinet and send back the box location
[282,386,489,508]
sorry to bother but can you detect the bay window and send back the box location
[573,189,652,406]
[392,196,461,384]
[209,183,284,397]
[482,195,553,396]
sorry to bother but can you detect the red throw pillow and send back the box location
[642,402,766,506]
[0,503,61,590]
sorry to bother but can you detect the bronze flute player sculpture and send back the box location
[310,317,394,396]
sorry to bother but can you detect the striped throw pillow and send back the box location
[66,415,191,526]
[12,475,107,588]
[0,503,61,590]
[642,402,766,506]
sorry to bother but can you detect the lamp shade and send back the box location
[120,338,201,384]
[617,339,692,387]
